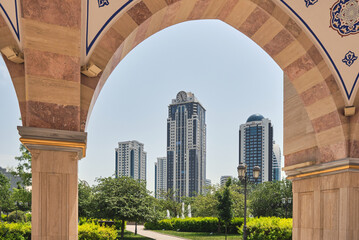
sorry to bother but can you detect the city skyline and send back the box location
[0,20,284,194]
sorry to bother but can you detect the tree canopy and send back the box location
[0,173,12,213]
[250,180,292,218]
[92,176,156,239]
[216,178,233,240]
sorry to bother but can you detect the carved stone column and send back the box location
[18,126,87,240]
[285,159,359,240]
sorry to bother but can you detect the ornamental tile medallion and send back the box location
[330,0,359,36]
[98,0,109,8]
[305,0,318,7]
[342,51,358,66]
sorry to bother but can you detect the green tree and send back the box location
[216,179,233,240]
[230,182,245,218]
[0,173,12,215]
[249,180,292,218]
[78,180,94,218]
[11,187,31,212]
[191,186,219,218]
[11,144,32,187]
[93,177,156,239]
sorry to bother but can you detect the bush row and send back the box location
[145,217,293,239]
[0,222,31,240]
[78,222,117,240]
[144,217,244,234]
[239,217,292,240]
[79,217,126,231]
[0,221,118,240]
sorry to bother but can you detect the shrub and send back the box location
[238,217,292,240]
[78,222,118,240]
[0,222,31,240]
[7,211,26,223]
[172,217,219,232]
[228,217,244,234]
[78,217,126,231]
[145,217,242,233]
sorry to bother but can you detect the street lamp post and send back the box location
[237,163,260,240]
[282,197,292,218]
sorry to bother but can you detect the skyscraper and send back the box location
[167,91,206,199]
[272,142,282,181]
[155,157,167,199]
[239,114,273,184]
[115,141,147,182]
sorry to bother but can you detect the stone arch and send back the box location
[0,14,26,125]
[81,0,348,167]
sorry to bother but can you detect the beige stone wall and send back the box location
[293,172,359,240]
[284,73,318,165]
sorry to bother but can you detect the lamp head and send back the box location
[237,163,246,179]
[253,166,261,179]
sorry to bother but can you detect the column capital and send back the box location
[17,126,87,159]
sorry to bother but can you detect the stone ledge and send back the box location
[18,126,87,158]
[285,158,359,180]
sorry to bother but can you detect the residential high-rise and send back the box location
[220,176,232,187]
[115,141,146,182]
[239,114,273,184]
[167,91,206,199]
[272,142,281,181]
[155,157,167,199]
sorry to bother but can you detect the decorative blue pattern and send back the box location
[342,51,358,66]
[330,0,359,36]
[280,0,358,100]
[98,0,109,8]
[305,0,318,7]
[0,0,20,41]
[86,0,133,55]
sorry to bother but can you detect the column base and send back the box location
[292,171,359,240]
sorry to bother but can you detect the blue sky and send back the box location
[0,19,283,193]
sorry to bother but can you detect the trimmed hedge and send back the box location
[238,217,292,240]
[145,217,244,234]
[78,222,118,240]
[0,219,119,240]
[0,222,31,240]
[79,217,126,231]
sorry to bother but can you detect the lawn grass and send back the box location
[153,230,242,240]
[121,230,154,240]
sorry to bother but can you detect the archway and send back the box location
[0,0,358,239]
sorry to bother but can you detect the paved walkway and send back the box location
[126,225,189,240]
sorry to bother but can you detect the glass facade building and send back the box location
[239,114,274,184]
[272,142,282,181]
[155,157,167,199]
[167,91,206,199]
[115,141,147,182]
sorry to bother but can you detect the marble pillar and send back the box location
[18,126,87,240]
[285,159,359,240]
